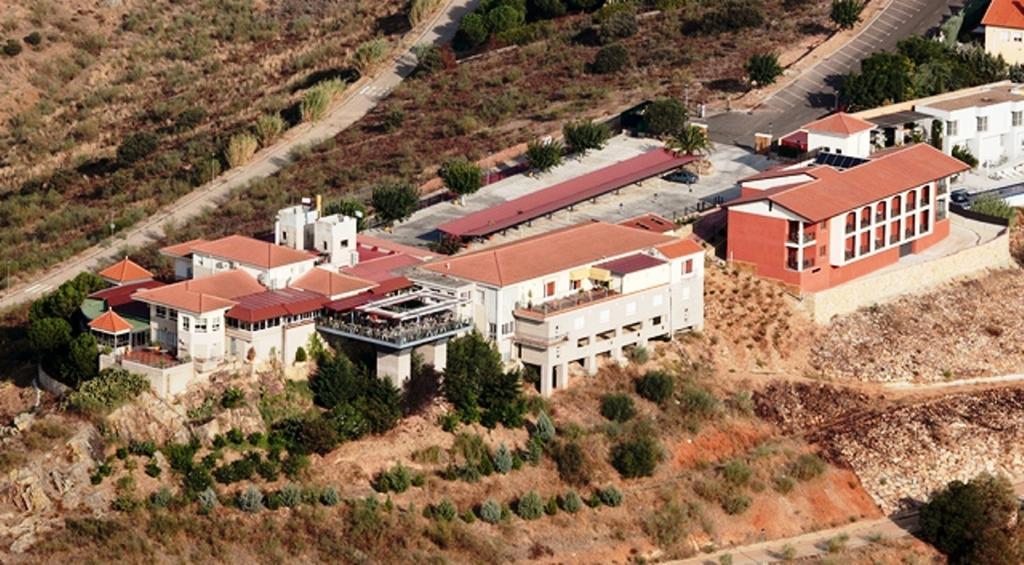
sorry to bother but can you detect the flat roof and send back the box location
[921,86,1024,112]
[866,110,933,128]
[438,149,695,238]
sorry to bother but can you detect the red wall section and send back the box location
[912,218,950,253]
[727,209,799,286]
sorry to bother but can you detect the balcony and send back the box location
[890,234,900,245]
[786,258,813,271]
[318,314,472,348]
[845,249,855,260]
[845,223,855,234]
[907,202,917,212]
[875,238,885,249]
[514,288,619,319]
[787,230,816,244]
[875,212,886,222]
[905,229,915,239]
[512,331,568,349]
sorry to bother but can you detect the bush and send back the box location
[952,144,978,168]
[920,473,1023,564]
[439,156,482,196]
[455,12,489,50]
[642,98,688,137]
[220,387,245,409]
[516,490,544,520]
[371,180,420,224]
[487,5,525,34]
[611,431,663,478]
[722,460,752,486]
[493,443,513,474]
[320,486,340,506]
[174,106,207,132]
[23,31,42,46]
[561,490,582,513]
[746,52,782,86]
[117,132,159,164]
[129,440,157,457]
[3,38,22,57]
[596,485,623,507]
[545,496,559,516]
[381,108,405,132]
[226,428,245,444]
[236,485,264,513]
[279,483,303,508]
[722,492,752,515]
[628,346,649,365]
[970,197,1015,220]
[150,487,173,508]
[830,0,864,30]
[591,43,629,74]
[554,440,593,486]
[789,454,826,481]
[67,368,149,416]
[428,499,457,521]
[409,0,443,25]
[254,114,286,146]
[598,7,637,44]
[699,0,765,34]
[479,498,502,524]
[635,371,674,405]
[534,412,556,442]
[197,487,218,514]
[225,133,258,168]
[145,460,162,478]
[526,139,564,172]
[372,463,418,493]
[301,79,344,122]
[352,38,389,74]
[563,120,610,154]
[600,394,636,423]
[773,475,796,494]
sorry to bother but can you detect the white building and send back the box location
[162,235,318,289]
[915,86,1024,168]
[983,0,1024,65]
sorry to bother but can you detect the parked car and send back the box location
[950,189,971,208]
[664,170,698,185]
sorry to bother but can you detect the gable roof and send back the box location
[160,236,314,269]
[291,267,377,298]
[89,280,165,308]
[422,222,677,286]
[98,257,154,284]
[803,112,875,136]
[160,238,207,258]
[655,238,704,259]
[984,0,1024,29]
[132,270,265,314]
[89,309,133,334]
[226,288,327,324]
[726,144,970,222]
[618,213,677,234]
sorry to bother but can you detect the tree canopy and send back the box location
[919,473,1024,565]
[642,98,688,137]
[443,331,526,428]
[371,180,419,225]
[439,156,483,196]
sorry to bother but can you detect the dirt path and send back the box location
[670,481,1024,564]
[0,0,479,312]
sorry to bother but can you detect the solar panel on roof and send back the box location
[814,152,869,170]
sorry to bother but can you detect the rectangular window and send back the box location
[651,316,662,326]
[683,258,694,275]
[194,318,208,333]
[570,279,581,290]
[1015,112,1023,127]
[488,323,497,338]
[182,317,190,331]
[168,309,177,321]
[212,318,221,332]
[545,281,555,297]
[652,294,663,307]
[156,306,166,319]
[501,321,514,335]
[977,116,988,132]
[946,120,958,136]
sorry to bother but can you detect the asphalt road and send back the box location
[707,0,963,146]
[0,0,480,312]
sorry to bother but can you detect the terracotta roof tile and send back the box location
[226,288,326,323]
[803,112,875,135]
[98,257,154,284]
[422,222,678,286]
[618,213,677,233]
[655,238,704,259]
[88,309,133,334]
[132,270,265,314]
[160,238,207,258]
[291,267,377,298]
[594,253,667,275]
[983,0,1024,29]
[190,235,316,269]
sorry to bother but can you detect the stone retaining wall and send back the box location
[801,232,1014,323]
[36,365,70,398]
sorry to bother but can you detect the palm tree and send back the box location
[666,125,714,157]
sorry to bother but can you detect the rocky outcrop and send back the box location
[754,381,873,435]
[193,406,266,444]
[105,392,191,445]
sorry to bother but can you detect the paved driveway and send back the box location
[707,0,962,146]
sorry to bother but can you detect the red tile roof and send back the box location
[227,288,326,323]
[98,257,154,284]
[803,112,874,135]
[655,238,704,259]
[324,277,413,312]
[133,270,265,314]
[984,0,1024,29]
[423,221,677,286]
[343,252,423,283]
[160,238,207,258]
[739,165,836,184]
[160,236,314,268]
[727,144,970,222]
[356,235,435,260]
[618,213,676,233]
[89,280,165,308]
[291,268,377,298]
[438,149,696,238]
[89,309,133,334]
[594,253,667,275]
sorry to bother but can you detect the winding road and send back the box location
[0,0,480,311]
[707,0,964,145]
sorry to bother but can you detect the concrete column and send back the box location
[418,339,448,372]
[612,345,626,366]
[540,363,554,397]
[555,362,569,390]
[377,348,412,389]
[583,355,598,376]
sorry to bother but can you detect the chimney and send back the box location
[316,194,323,216]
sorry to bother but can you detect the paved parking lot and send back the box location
[373,135,773,249]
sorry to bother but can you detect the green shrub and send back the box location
[455,12,489,51]
[129,440,156,457]
[236,485,264,513]
[479,498,502,524]
[145,460,162,478]
[635,370,674,405]
[381,108,405,132]
[721,492,752,515]
[952,144,978,168]
[23,31,42,46]
[545,496,559,516]
[970,197,1014,220]
[352,39,389,74]
[563,120,610,154]
[116,447,128,460]
[789,454,826,481]
[460,509,476,523]
[561,490,582,513]
[320,486,340,506]
[611,431,663,478]
[830,0,864,30]
[443,433,495,482]
[591,43,629,74]
[722,460,752,486]
[409,0,443,25]
[554,440,593,486]
[278,483,302,508]
[256,458,280,481]
[487,5,525,34]
[641,98,688,137]
[300,79,344,122]
[225,133,258,168]
[226,428,245,444]
[439,156,482,196]
[493,443,513,474]
[597,485,623,507]
[745,52,782,86]
[174,106,207,132]
[150,487,173,508]
[197,487,217,514]
[428,499,457,521]
[516,490,544,520]
[117,132,159,164]
[600,394,636,423]
[534,412,556,442]
[254,114,286,146]
[699,0,765,34]
[919,473,1023,564]
[597,7,637,43]
[526,435,544,465]
[66,368,149,415]
[3,38,22,57]
[220,387,245,409]
[373,463,419,493]
[525,139,564,172]
[371,179,419,224]
[773,475,796,494]
[679,382,720,419]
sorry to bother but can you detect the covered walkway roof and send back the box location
[438,149,695,238]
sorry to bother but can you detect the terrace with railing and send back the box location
[514,287,619,319]
[319,314,472,348]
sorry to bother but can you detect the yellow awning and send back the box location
[569,267,590,281]
[589,267,611,282]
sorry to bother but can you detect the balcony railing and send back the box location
[844,250,855,260]
[786,259,813,271]
[515,288,619,317]
[875,238,885,249]
[318,315,472,347]
[905,229,915,238]
[875,212,886,222]
[512,332,569,349]
[787,230,816,244]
